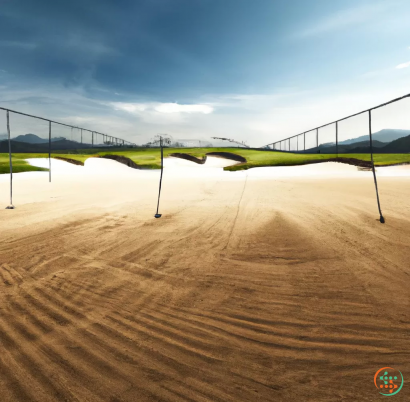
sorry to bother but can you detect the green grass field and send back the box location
[0,154,49,174]
[0,148,409,174]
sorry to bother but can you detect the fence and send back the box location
[0,106,136,208]
[262,93,410,155]
[261,92,410,223]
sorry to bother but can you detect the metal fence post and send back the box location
[155,136,164,218]
[368,110,385,223]
[335,121,338,156]
[304,132,306,151]
[6,111,14,209]
[49,121,51,182]
[316,128,319,150]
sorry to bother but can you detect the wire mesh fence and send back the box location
[0,106,136,207]
[0,106,135,155]
[263,93,410,159]
[262,93,410,223]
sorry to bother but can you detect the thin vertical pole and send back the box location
[288,138,290,152]
[155,137,164,218]
[368,110,385,223]
[304,132,306,151]
[335,121,338,156]
[6,111,14,209]
[297,136,299,152]
[92,131,94,147]
[81,129,83,144]
[49,121,51,182]
[316,128,319,150]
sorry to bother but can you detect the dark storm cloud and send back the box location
[1,0,409,145]
[0,0,310,101]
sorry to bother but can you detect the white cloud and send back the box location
[154,103,213,114]
[112,102,147,113]
[111,102,213,115]
[396,61,410,69]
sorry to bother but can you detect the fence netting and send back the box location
[370,96,410,164]
[263,93,410,222]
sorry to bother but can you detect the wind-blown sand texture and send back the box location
[0,157,409,401]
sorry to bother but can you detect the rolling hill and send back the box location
[0,139,94,152]
[338,129,410,145]
[13,133,66,143]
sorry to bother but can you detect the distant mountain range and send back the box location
[0,133,66,143]
[338,129,410,145]
[13,133,66,143]
[0,139,94,153]
[303,135,410,154]
[0,133,103,152]
[295,129,410,154]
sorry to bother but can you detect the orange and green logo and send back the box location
[374,367,404,396]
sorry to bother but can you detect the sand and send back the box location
[0,157,409,401]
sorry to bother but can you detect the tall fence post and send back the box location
[316,128,319,151]
[6,111,14,209]
[49,121,51,183]
[335,121,338,157]
[92,131,94,148]
[155,136,164,218]
[81,129,83,144]
[368,110,385,223]
[304,132,306,151]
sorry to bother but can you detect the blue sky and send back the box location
[1,0,410,145]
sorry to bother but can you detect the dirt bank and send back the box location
[54,156,85,166]
[169,153,207,164]
[99,154,144,169]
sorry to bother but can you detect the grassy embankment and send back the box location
[0,148,409,174]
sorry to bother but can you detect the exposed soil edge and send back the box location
[225,157,406,171]
[99,154,144,169]
[295,157,373,168]
[53,156,84,166]
[169,153,207,164]
[206,151,247,163]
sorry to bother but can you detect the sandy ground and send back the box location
[0,157,409,401]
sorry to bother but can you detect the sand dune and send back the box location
[0,159,409,401]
